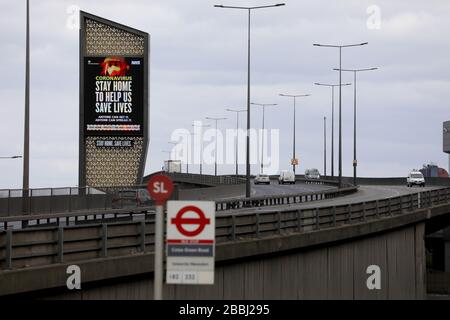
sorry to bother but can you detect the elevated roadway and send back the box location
[2,175,450,299]
[226,184,444,215]
[3,185,450,299]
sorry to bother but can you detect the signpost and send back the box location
[166,201,215,285]
[147,174,173,300]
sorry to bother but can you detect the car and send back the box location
[254,174,270,185]
[278,170,296,184]
[406,171,425,187]
[112,188,153,208]
[305,168,321,180]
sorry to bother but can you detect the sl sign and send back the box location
[166,201,215,285]
[147,174,174,205]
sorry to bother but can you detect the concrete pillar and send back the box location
[444,227,450,273]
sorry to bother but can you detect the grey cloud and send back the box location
[1,0,450,188]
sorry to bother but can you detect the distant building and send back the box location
[443,121,450,172]
[438,168,449,177]
[164,160,182,173]
[420,163,449,178]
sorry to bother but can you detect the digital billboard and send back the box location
[79,11,149,188]
[84,56,144,136]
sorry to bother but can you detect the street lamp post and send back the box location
[250,103,277,174]
[314,82,351,178]
[192,123,210,175]
[23,0,30,195]
[279,94,310,174]
[333,67,378,186]
[206,117,227,176]
[21,0,31,229]
[215,2,285,198]
[323,116,327,177]
[226,108,247,176]
[313,42,368,187]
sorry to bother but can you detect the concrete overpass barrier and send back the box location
[3,187,450,298]
[0,219,156,270]
[1,187,449,274]
[322,176,450,186]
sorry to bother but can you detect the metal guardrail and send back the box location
[0,186,96,198]
[215,185,357,211]
[0,186,352,229]
[0,188,351,229]
[143,172,246,186]
[0,177,342,219]
[0,206,155,230]
[1,187,450,271]
[0,186,153,218]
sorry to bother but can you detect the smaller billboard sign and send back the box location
[166,201,215,285]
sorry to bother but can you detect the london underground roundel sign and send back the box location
[171,205,211,237]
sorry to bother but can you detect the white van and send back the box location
[407,170,425,187]
[278,171,296,184]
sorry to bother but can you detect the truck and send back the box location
[164,160,182,173]
[278,170,296,184]
[406,170,425,187]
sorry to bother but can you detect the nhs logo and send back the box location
[131,60,141,65]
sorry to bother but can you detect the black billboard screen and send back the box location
[84,56,144,136]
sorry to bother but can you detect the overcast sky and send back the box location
[1,0,450,188]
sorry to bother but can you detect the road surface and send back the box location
[251,179,335,197]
